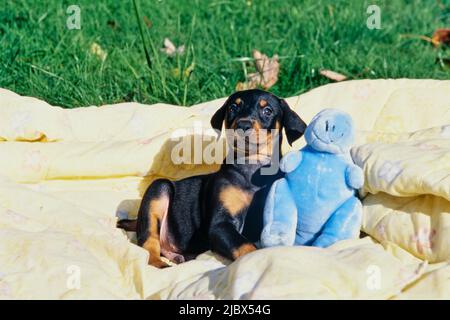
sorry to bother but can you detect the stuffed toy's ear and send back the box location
[280,99,307,145]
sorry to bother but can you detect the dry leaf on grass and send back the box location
[319,69,347,82]
[90,42,107,61]
[400,28,450,47]
[184,62,195,78]
[431,28,450,47]
[236,50,279,91]
[143,16,152,28]
[161,38,185,57]
[235,81,251,91]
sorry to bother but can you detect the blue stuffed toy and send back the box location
[261,108,364,248]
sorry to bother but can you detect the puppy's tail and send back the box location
[117,219,138,232]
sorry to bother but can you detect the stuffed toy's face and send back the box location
[304,108,355,154]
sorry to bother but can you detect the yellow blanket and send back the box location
[0,79,449,299]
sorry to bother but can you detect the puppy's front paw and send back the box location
[261,222,292,248]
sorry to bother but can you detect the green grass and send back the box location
[0,0,449,108]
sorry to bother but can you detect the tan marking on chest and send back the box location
[219,186,253,216]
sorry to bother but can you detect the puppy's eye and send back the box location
[262,107,273,116]
[229,103,239,112]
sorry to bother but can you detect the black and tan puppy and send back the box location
[117,89,306,268]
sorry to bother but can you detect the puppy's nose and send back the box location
[236,120,253,132]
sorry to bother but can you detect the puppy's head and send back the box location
[210,89,307,146]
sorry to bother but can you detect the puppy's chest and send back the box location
[218,184,258,217]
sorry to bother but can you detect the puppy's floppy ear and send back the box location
[280,99,307,146]
[210,98,230,137]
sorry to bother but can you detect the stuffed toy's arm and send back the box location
[312,197,362,248]
[345,164,364,190]
[280,150,303,173]
[261,178,297,247]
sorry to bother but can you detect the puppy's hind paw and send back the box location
[149,257,171,269]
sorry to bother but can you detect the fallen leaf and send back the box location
[161,38,185,57]
[143,16,152,28]
[184,62,195,78]
[252,50,280,89]
[400,34,434,44]
[431,28,450,47]
[319,69,347,82]
[236,50,279,90]
[235,81,251,91]
[90,42,107,61]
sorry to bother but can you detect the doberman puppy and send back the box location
[117,89,307,268]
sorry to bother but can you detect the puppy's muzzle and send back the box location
[235,119,254,132]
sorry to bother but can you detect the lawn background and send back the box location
[1,0,449,108]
